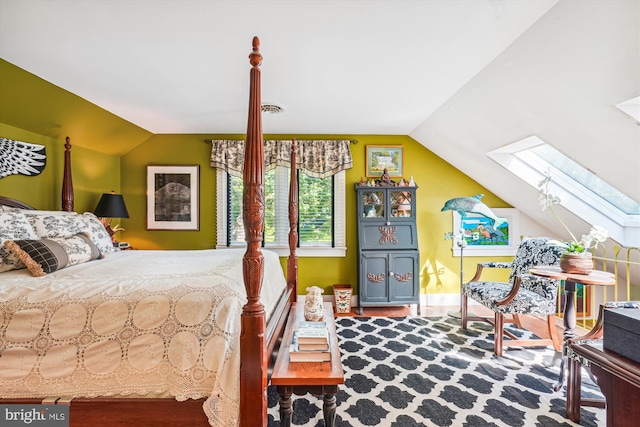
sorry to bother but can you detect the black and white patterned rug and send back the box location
[267,316,605,426]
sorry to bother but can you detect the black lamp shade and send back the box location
[94,193,129,218]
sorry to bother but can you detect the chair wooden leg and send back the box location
[512,314,523,329]
[547,314,562,351]
[494,312,504,357]
[461,294,468,329]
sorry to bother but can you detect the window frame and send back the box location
[215,168,347,257]
[487,135,639,247]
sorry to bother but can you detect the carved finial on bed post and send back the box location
[249,36,262,67]
[241,36,268,427]
[62,136,74,212]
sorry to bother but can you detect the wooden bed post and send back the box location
[287,138,299,299]
[241,36,268,426]
[62,136,74,212]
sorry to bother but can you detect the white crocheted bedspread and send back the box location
[0,248,287,427]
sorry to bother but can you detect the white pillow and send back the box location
[24,211,85,239]
[0,210,39,272]
[81,212,116,254]
[21,210,115,256]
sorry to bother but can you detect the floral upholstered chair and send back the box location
[461,236,564,356]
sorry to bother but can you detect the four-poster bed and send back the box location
[0,37,293,426]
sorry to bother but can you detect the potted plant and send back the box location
[538,173,608,274]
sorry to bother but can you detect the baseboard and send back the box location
[297,293,481,308]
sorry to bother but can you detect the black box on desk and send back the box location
[603,308,640,363]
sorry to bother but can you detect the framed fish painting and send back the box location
[450,208,520,256]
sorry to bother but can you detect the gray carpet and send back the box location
[267,316,605,426]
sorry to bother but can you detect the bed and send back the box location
[0,37,294,426]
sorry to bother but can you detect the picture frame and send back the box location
[366,145,403,177]
[450,208,520,256]
[147,165,199,230]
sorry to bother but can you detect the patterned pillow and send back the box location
[81,212,116,254]
[25,211,85,239]
[3,233,101,277]
[0,210,39,272]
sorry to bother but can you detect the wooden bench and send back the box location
[271,302,344,427]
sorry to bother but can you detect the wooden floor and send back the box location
[347,304,492,317]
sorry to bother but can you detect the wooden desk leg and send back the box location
[566,356,582,422]
[277,385,293,427]
[323,388,338,427]
[554,279,577,391]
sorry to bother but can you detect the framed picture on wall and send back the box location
[450,208,520,256]
[366,145,403,177]
[147,165,199,230]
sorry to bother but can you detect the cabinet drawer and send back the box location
[358,222,417,250]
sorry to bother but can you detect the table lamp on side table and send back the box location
[94,191,129,246]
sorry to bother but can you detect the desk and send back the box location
[529,266,615,390]
[568,341,640,426]
[271,302,344,427]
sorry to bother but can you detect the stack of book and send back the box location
[289,321,331,362]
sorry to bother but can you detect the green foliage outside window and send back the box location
[228,168,333,246]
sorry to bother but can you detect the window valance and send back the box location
[208,139,353,179]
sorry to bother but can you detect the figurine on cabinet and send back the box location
[376,168,395,187]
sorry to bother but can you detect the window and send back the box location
[216,167,346,257]
[487,135,639,247]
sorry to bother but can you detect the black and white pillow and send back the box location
[24,210,85,239]
[81,212,116,255]
[0,210,39,272]
[4,233,101,277]
[22,210,115,256]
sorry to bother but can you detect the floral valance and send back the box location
[208,139,353,179]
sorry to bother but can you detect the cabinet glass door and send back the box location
[390,190,413,218]
[361,190,385,218]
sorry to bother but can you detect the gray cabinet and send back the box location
[355,185,420,314]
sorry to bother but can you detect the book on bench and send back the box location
[297,321,329,345]
[289,331,331,362]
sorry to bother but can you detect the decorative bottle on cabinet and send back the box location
[355,184,420,315]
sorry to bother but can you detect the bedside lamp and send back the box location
[94,191,129,244]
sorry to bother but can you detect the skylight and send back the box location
[487,135,639,247]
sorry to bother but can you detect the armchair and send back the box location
[461,236,564,356]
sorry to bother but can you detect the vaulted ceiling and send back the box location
[1,0,638,246]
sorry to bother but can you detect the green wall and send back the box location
[0,59,152,157]
[0,123,121,213]
[120,133,513,297]
[120,133,219,249]
[1,58,512,298]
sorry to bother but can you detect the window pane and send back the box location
[528,144,639,214]
[230,175,243,243]
[227,169,334,247]
[264,169,276,243]
[299,173,333,246]
[230,170,279,244]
